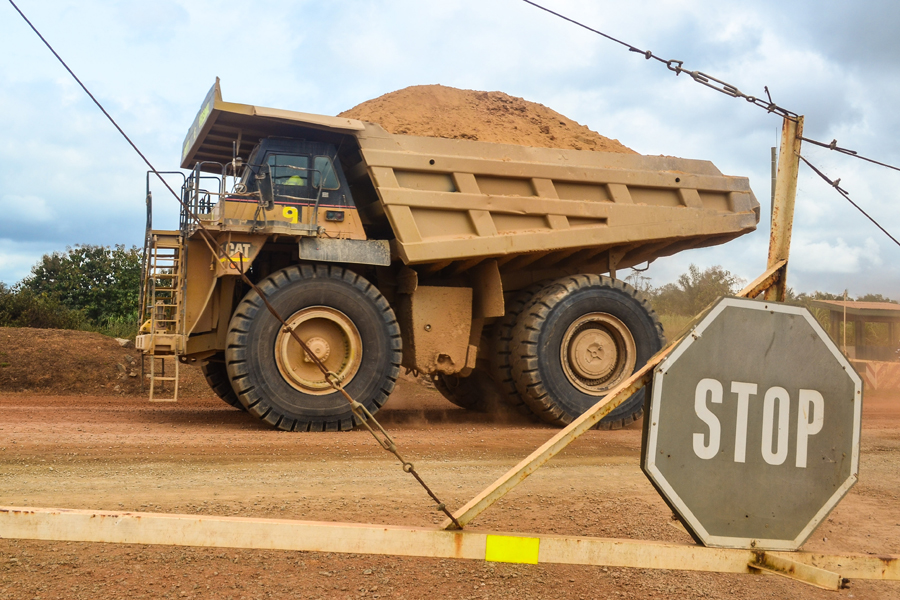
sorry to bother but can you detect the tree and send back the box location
[856,293,897,304]
[19,245,141,323]
[650,264,744,316]
[624,270,653,294]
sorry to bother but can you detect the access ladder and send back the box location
[139,231,185,402]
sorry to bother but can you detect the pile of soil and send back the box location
[339,84,636,153]
[0,327,211,397]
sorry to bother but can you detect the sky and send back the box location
[1,0,898,298]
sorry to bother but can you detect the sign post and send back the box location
[766,115,804,302]
[642,297,862,551]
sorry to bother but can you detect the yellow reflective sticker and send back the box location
[484,535,540,564]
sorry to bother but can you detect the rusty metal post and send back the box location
[765,116,804,302]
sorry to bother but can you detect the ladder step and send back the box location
[143,235,183,404]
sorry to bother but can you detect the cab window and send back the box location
[267,154,309,196]
[312,156,339,190]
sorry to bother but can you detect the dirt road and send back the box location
[0,381,898,599]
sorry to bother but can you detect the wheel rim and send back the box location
[274,306,363,396]
[559,312,636,395]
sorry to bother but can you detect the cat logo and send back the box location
[220,242,253,270]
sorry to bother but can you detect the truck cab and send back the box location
[200,138,368,242]
[238,139,354,215]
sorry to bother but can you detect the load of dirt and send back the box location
[0,327,211,397]
[339,84,636,154]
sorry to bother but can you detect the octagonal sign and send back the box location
[641,297,862,550]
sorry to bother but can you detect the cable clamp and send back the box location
[666,59,684,74]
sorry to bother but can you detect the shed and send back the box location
[808,300,900,361]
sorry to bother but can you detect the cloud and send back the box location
[792,236,882,273]
[0,195,57,224]
[1,0,899,298]
[0,239,55,285]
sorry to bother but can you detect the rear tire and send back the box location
[200,354,245,411]
[225,264,401,432]
[510,275,664,428]
[432,369,503,412]
[489,282,547,417]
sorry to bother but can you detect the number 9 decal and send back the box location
[282,206,298,224]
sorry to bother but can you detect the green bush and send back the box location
[0,283,90,330]
[90,313,139,339]
[20,244,141,324]
[1,244,141,338]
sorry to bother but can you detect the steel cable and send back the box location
[8,0,461,528]
[524,0,900,175]
[521,0,799,120]
[521,1,900,253]
[800,137,900,174]
[798,155,900,249]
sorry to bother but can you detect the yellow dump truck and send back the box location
[137,79,759,431]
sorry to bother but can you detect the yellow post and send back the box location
[765,116,804,302]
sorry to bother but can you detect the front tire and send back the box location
[510,275,664,428]
[225,264,401,431]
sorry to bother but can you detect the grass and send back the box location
[89,314,138,340]
[658,314,694,341]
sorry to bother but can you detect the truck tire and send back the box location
[490,282,547,416]
[200,353,245,411]
[225,264,401,432]
[510,275,664,428]
[432,369,502,412]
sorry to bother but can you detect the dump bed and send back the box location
[354,123,759,271]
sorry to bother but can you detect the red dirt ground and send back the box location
[0,373,898,599]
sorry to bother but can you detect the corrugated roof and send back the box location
[809,299,900,318]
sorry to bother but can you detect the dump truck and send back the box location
[137,79,760,431]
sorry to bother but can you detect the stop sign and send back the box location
[642,297,862,551]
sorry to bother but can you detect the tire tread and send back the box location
[225,265,401,432]
[510,275,664,428]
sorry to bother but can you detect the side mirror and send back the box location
[255,164,275,210]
